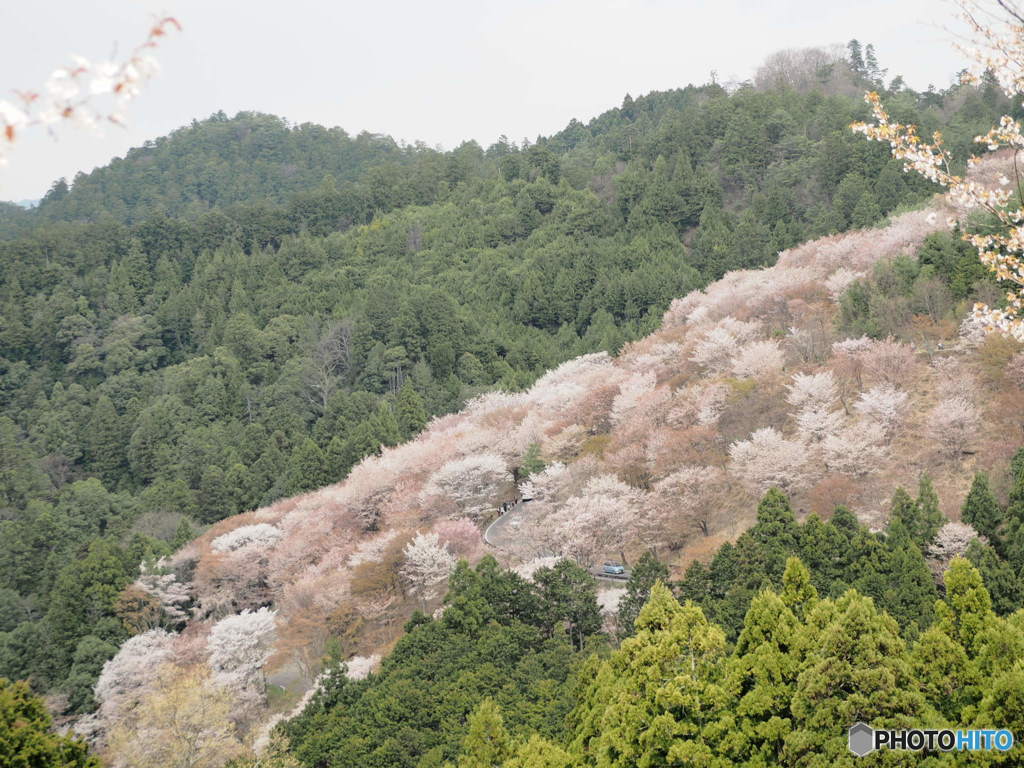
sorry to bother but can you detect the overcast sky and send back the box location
[0,0,968,201]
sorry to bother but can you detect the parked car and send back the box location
[602,562,625,576]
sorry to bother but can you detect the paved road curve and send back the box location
[482,500,630,582]
[482,500,526,552]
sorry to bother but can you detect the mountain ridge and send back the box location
[80,154,1022,764]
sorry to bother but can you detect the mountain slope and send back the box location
[80,154,1024,763]
[5,59,1000,713]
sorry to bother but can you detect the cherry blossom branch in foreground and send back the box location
[852,1,1024,338]
[0,16,181,166]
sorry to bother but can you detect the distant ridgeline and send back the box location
[0,44,1018,722]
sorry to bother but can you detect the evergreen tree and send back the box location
[85,395,127,487]
[916,474,944,547]
[711,590,800,767]
[534,560,601,651]
[0,678,99,767]
[395,382,428,439]
[910,625,980,722]
[64,635,118,712]
[847,39,865,74]
[888,482,941,550]
[44,539,129,679]
[962,472,1003,548]
[849,190,881,228]
[784,591,925,764]
[456,698,512,768]
[935,557,995,661]
[572,583,727,767]
[780,556,818,619]
[616,551,670,638]
[503,735,573,768]
[171,517,196,550]
[520,442,546,479]
[746,489,801,582]
[287,438,331,495]
[197,465,234,523]
[965,540,1023,615]
[867,521,937,634]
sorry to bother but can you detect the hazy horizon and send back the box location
[1,0,967,201]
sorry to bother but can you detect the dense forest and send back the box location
[2,40,1024,765]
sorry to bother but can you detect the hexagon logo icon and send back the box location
[848,722,875,757]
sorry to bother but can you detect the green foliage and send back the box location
[677,489,942,638]
[520,443,546,480]
[279,478,1024,768]
[513,557,1023,767]
[281,557,602,767]
[533,560,602,651]
[569,582,728,767]
[963,472,1003,547]
[616,551,669,638]
[889,477,942,550]
[0,677,99,767]
[839,228,1003,340]
[456,698,512,768]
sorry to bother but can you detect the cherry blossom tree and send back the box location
[728,427,812,494]
[785,323,831,365]
[610,372,656,426]
[854,384,910,436]
[207,607,278,715]
[822,421,888,477]
[858,338,918,388]
[785,371,839,411]
[794,405,846,444]
[927,396,982,457]
[786,371,844,442]
[420,454,510,520]
[211,524,283,553]
[400,532,456,604]
[667,382,730,428]
[133,560,192,628]
[689,326,739,373]
[105,665,246,768]
[934,357,979,402]
[344,654,380,680]
[0,18,181,166]
[731,340,785,378]
[927,522,980,578]
[519,462,572,506]
[81,629,177,744]
[543,475,643,567]
[853,1,1024,338]
[513,556,561,581]
[824,268,863,299]
[652,465,728,540]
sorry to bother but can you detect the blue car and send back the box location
[602,562,626,576]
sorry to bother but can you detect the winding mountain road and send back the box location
[482,500,528,553]
[482,501,630,582]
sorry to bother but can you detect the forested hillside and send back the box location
[1,46,995,709]
[3,42,1024,767]
[50,137,1024,767]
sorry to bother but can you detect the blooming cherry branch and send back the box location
[852,1,1024,338]
[0,16,180,166]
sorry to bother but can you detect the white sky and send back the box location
[0,0,968,201]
